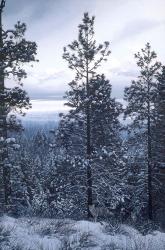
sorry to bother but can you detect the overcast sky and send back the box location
[3,0,165,116]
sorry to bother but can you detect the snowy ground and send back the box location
[0,216,165,250]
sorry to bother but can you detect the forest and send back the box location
[0,0,165,249]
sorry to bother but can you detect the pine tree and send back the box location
[89,74,127,211]
[154,66,165,222]
[156,66,165,170]
[56,73,127,219]
[32,130,49,165]
[89,74,122,149]
[13,133,49,216]
[0,0,37,213]
[56,112,86,156]
[63,12,110,217]
[124,43,161,220]
[125,131,149,219]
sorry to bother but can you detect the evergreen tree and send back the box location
[156,66,165,170]
[63,12,110,217]
[56,112,86,156]
[89,75,127,211]
[154,66,165,221]
[124,43,161,220]
[0,0,38,212]
[56,73,127,218]
[12,132,50,216]
[125,131,149,219]
[32,130,49,165]
[89,74,122,149]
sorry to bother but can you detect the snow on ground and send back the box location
[0,216,165,250]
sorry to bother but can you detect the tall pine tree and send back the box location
[63,13,110,217]
[124,43,161,220]
[0,0,37,213]
[156,66,165,170]
[154,66,165,223]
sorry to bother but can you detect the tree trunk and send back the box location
[147,80,153,220]
[86,51,92,218]
[86,104,92,218]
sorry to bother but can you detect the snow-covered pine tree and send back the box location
[124,43,161,220]
[63,12,110,218]
[12,131,50,216]
[32,130,49,165]
[154,66,165,222]
[0,0,37,213]
[56,73,127,218]
[55,112,86,157]
[87,74,127,211]
[124,131,149,219]
[156,66,165,171]
[89,74,122,149]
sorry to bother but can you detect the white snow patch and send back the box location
[0,216,165,250]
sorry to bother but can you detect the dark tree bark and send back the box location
[147,80,153,220]
[86,54,92,217]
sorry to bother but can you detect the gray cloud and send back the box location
[23,69,70,100]
[113,19,164,43]
[39,71,66,83]
[5,0,55,16]
[25,84,67,100]
[117,69,138,78]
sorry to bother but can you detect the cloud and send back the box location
[113,19,164,43]
[116,66,138,78]
[22,69,71,100]
[24,80,68,100]
[38,70,66,83]
[5,0,55,18]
